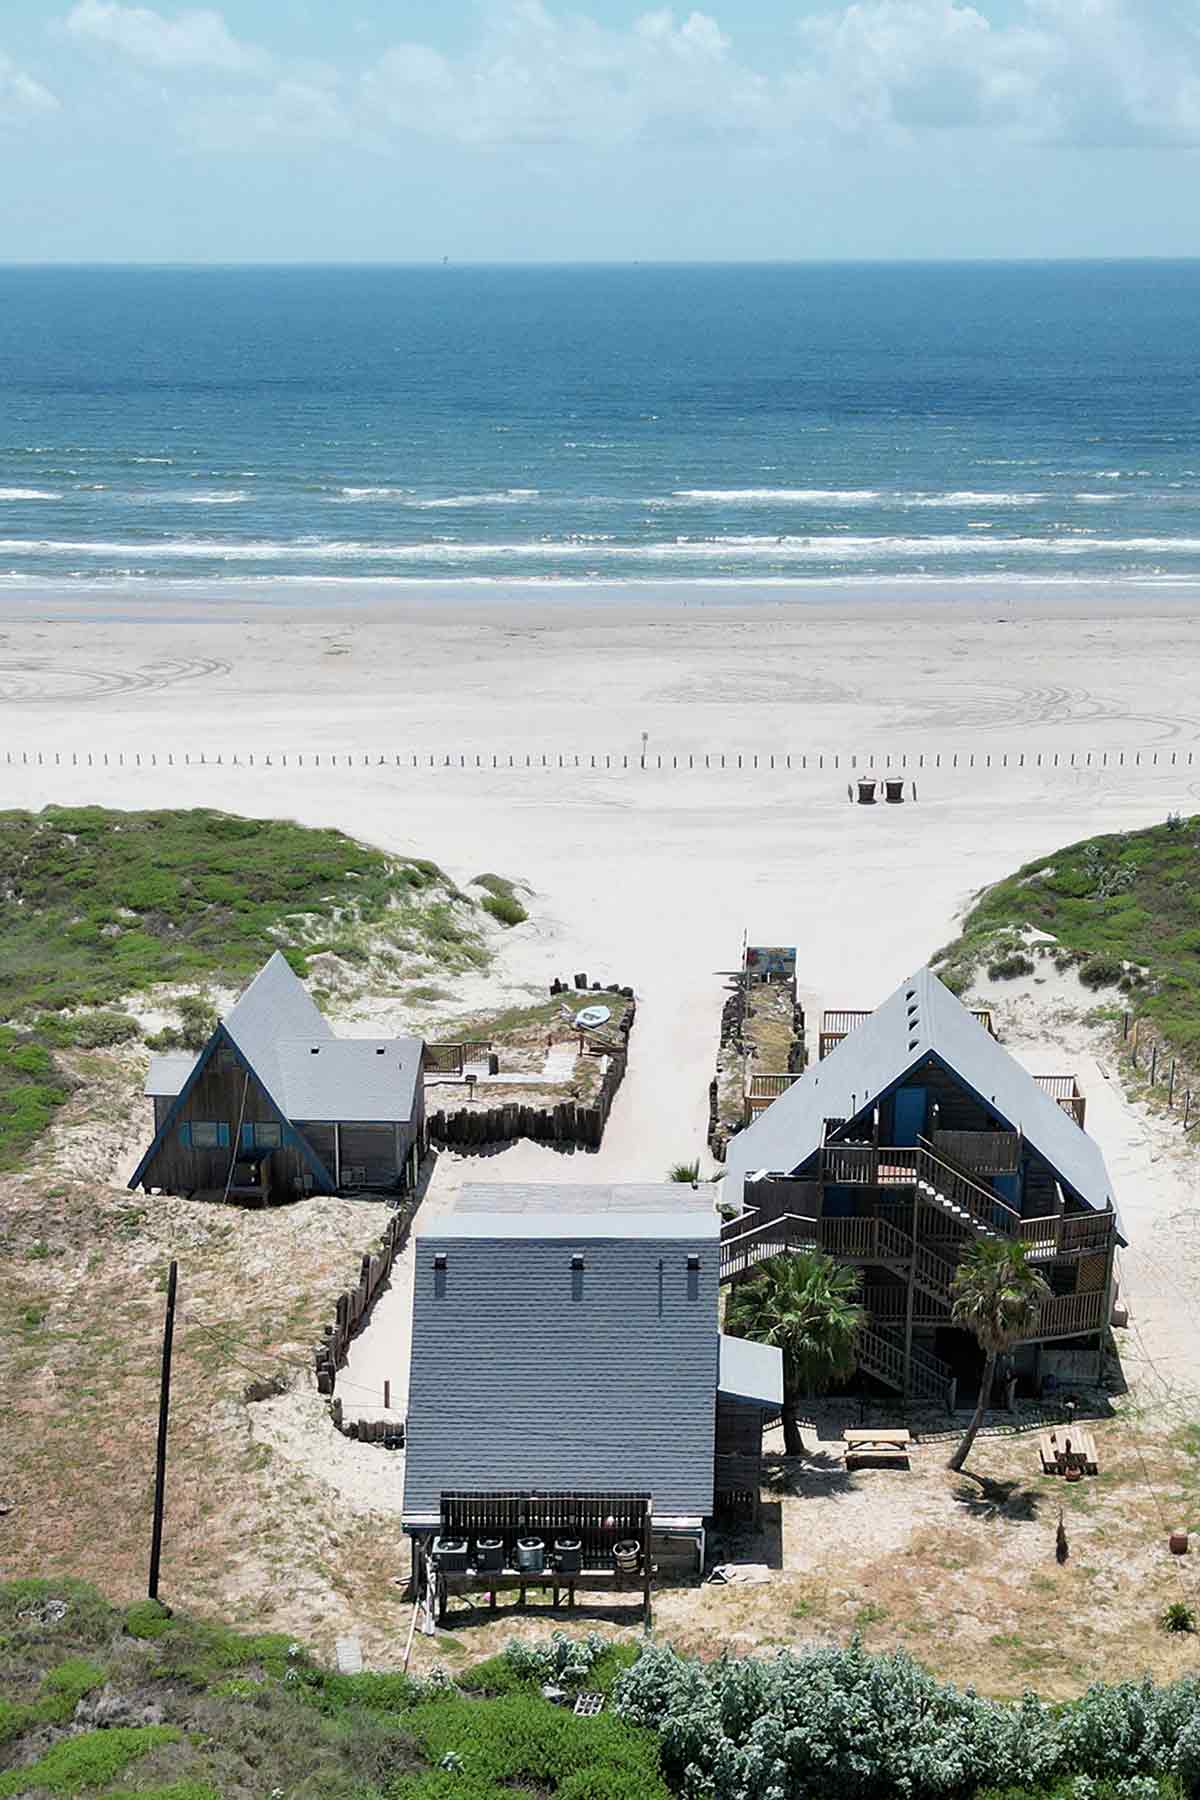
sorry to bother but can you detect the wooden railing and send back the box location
[1020,1208,1114,1257]
[861,1283,947,1326]
[931,1129,1020,1174]
[748,1072,802,1099]
[822,1142,1020,1234]
[1032,1288,1107,1339]
[820,1007,993,1059]
[1033,1074,1086,1127]
[856,1325,953,1402]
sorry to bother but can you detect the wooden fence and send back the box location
[429,997,635,1152]
[6,745,1200,774]
[315,1199,417,1400]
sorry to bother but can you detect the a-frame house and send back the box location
[723,968,1124,1404]
[130,952,426,1202]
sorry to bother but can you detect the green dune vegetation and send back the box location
[933,813,1200,1053]
[2,1581,1198,1800]
[0,806,519,1170]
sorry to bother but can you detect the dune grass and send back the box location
[932,814,1200,1053]
[0,806,517,1168]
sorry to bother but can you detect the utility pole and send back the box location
[148,1260,178,1603]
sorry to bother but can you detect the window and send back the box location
[181,1121,229,1149]
[241,1121,282,1151]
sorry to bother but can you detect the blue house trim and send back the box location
[128,1024,334,1192]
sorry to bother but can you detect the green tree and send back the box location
[949,1238,1050,1472]
[724,1251,865,1453]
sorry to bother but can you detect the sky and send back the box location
[0,0,1198,260]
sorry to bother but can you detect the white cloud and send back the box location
[0,51,59,120]
[52,0,1200,153]
[64,0,268,74]
[792,0,1200,146]
[360,3,765,148]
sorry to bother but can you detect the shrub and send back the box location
[668,1160,701,1183]
[502,1631,610,1688]
[481,893,528,928]
[1161,1603,1196,1635]
[988,952,1036,980]
[1079,956,1126,990]
[612,1644,1200,1800]
[0,1725,180,1797]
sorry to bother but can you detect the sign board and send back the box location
[744,945,796,984]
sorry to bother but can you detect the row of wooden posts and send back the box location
[315,1201,416,1401]
[1123,1013,1198,1127]
[4,746,1198,773]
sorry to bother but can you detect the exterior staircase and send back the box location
[856,1325,954,1404]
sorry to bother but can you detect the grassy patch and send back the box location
[932,816,1200,1054]
[0,807,520,1167]
[0,1726,181,1797]
[0,1582,660,1800]
[0,1026,71,1171]
[472,874,530,929]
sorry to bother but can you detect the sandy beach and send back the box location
[6,579,1200,1242]
[6,579,1200,1676]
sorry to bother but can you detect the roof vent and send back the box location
[310,1046,320,1055]
[375,1046,386,1055]
[570,1254,585,1270]
[905,988,916,1000]
[908,1038,919,1050]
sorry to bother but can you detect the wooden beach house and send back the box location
[723,968,1124,1404]
[401,1182,783,1580]
[129,951,426,1201]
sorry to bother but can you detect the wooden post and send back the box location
[641,1502,653,1634]
[148,1260,178,1602]
[1169,1060,1176,1106]
[1150,1044,1158,1085]
[902,1187,917,1404]
[1185,1090,1192,1131]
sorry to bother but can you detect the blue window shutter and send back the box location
[218,1123,230,1148]
[241,1122,254,1150]
[179,1122,192,1148]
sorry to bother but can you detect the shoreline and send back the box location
[5,572,1200,627]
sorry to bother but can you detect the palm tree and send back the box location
[724,1251,865,1453]
[949,1239,1050,1472]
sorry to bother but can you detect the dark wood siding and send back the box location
[138,1044,317,1197]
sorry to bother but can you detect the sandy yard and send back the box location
[4,582,1200,1689]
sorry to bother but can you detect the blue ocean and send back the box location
[1,261,1199,588]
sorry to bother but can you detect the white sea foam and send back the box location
[904,491,1047,507]
[5,531,1200,564]
[0,487,61,501]
[179,491,250,505]
[667,488,882,504]
[335,487,540,506]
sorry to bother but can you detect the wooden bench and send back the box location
[844,1428,912,1469]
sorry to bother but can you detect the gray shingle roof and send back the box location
[453,1182,719,1236]
[725,968,1121,1230]
[277,1037,423,1123]
[144,1053,197,1098]
[403,1214,719,1523]
[141,955,421,1123]
[223,951,332,1110]
[718,1332,784,1406]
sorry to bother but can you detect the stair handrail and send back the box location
[719,1210,819,1254]
[915,1137,1021,1226]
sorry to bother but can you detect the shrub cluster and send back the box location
[612,1642,1199,1800]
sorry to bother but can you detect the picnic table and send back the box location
[843,1428,912,1468]
[1039,1428,1099,1477]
